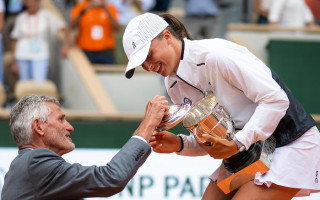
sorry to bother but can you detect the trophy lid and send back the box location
[156,104,191,132]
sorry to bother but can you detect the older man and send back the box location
[1,94,168,199]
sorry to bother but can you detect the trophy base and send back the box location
[217,136,276,194]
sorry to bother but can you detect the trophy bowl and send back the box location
[182,93,235,145]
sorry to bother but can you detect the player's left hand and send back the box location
[198,134,239,159]
[150,131,181,153]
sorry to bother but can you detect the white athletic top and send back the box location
[165,38,289,151]
[165,38,320,195]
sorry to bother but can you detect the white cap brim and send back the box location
[125,41,151,79]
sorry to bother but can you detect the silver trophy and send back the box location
[157,93,276,194]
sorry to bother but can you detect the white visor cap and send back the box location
[123,13,169,79]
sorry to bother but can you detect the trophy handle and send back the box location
[191,126,213,146]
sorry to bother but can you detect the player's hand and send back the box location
[149,131,181,153]
[198,134,238,159]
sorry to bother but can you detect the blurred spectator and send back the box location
[53,0,77,22]
[2,0,24,53]
[253,0,271,24]
[268,0,316,28]
[181,0,221,39]
[108,0,156,21]
[109,0,137,26]
[10,0,69,82]
[132,0,155,13]
[108,0,136,65]
[70,0,121,65]
[305,0,320,25]
[108,0,156,64]
[54,0,77,10]
[2,0,24,106]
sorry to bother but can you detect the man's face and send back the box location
[42,102,75,156]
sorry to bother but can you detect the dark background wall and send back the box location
[0,120,189,148]
[269,39,320,114]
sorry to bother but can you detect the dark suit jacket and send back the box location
[1,137,151,200]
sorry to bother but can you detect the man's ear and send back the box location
[32,119,45,136]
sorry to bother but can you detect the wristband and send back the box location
[177,135,184,152]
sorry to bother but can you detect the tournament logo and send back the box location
[184,97,192,106]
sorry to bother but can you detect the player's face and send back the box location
[41,102,75,156]
[141,32,179,77]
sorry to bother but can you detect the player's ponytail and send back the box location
[159,13,192,40]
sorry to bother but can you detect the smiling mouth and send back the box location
[155,63,161,73]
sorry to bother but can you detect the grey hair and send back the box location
[9,95,60,147]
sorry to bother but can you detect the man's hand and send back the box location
[133,95,169,142]
[198,134,239,159]
[149,131,181,153]
[143,95,169,127]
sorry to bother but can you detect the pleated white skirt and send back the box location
[210,126,320,197]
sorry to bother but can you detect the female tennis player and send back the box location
[122,12,320,200]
